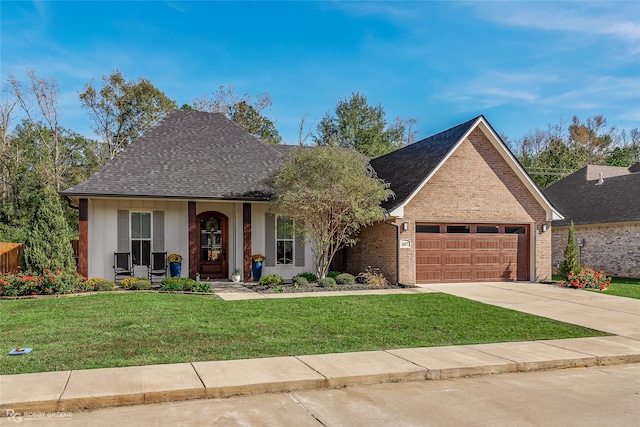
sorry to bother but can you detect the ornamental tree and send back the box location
[265,146,393,279]
[559,221,581,279]
[21,186,76,275]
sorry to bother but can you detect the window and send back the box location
[276,216,294,265]
[505,226,526,234]
[416,225,440,233]
[477,225,499,234]
[446,225,470,234]
[131,212,151,266]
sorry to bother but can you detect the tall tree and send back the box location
[22,186,76,274]
[79,70,177,162]
[313,92,417,157]
[7,71,68,190]
[265,147,393,279]
[192,84,282,144]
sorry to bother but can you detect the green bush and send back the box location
[259,274,283,286]
[191,281,211,292]
[21,187,76,275]
[560,221,581,278]
[85,277,116,292]
[318,277,336,288]
[327,271,343,280]
[292,275,308,287]
[335,273,355,285]
[0,270,86,296]
[119,277,152,290]
[160,277,195,291]
[160,280,182,292]
[296,272,317,282]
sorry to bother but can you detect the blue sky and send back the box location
[2,1,639,146]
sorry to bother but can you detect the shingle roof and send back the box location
[370,116,481,211]
[60,110,294,200]
[543,164,640,226]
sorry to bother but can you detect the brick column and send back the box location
[188,202,197,280]
[243,203,252,281]
[78,198,88,278]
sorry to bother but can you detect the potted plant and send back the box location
[231,269,241,283]
[168,253,182,277]
[251,254,265,281]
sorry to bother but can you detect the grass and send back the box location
[553,274,640,300]
[600,277,640,299]
[0,293,607,375]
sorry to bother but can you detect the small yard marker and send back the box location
[8,347,33,356]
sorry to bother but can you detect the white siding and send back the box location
[87,199,315,282]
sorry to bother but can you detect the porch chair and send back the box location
[113,252,132,284]
[148,252,168,284]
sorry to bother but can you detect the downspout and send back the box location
[383,216,401,286]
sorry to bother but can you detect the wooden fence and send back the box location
[0,243,23,273]
[0,240,79,273]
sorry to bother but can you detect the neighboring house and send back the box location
[61,111,562,284]
[544,163,640,278]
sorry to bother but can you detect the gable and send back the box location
[374,116,562,221]
[404,128,547,223]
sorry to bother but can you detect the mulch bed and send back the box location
[243,282,416,294]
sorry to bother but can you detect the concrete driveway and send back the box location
[422,282,640,337]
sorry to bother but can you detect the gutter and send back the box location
[63,195,79,211]
[383,216,402,286]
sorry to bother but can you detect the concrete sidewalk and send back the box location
[2,282,640,415]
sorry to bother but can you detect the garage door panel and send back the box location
[417,255,441,266]
[445,240,471,250]
[415,239,442,250]
[475,239,501,250]
[416,223,529,283]
[444,269,473,281]
[475,254,500,265]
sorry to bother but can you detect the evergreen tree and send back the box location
[559,221,581,278]
[22,187,76,274]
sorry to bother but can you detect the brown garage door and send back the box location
[416,224,530,283]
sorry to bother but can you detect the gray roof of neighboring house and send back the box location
[370,116,481,211]
[61,110,294,200]
[543,164,640,226]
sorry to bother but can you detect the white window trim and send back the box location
[131,211,153,266]
[276,215,295,266]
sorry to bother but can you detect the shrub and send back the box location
[21,187,76,275]
[0,270,85,296]
[292,275,308,287]
[317,277,336,288]
[160,277,195,291]
[191,281,211,292]
[160,280,182,292]
[559,267,611,290]
[335,273,355,285]
[272,286,284,293]
[327,271,343,280]
[84,277,116,292]
[119,277,152,290]
[357,267,388,287]
[296,272,317,282]
[259,274,283,286]
[559,221,581,278]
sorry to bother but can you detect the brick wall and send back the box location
[350,128,552,285]
[552,222,640,278]
[345,221,398,284]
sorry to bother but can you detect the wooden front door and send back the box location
[197,211,228,279]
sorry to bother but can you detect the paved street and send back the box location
[5,363,638,426]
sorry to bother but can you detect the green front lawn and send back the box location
[0,293,607,375]
[601,277,640,299]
